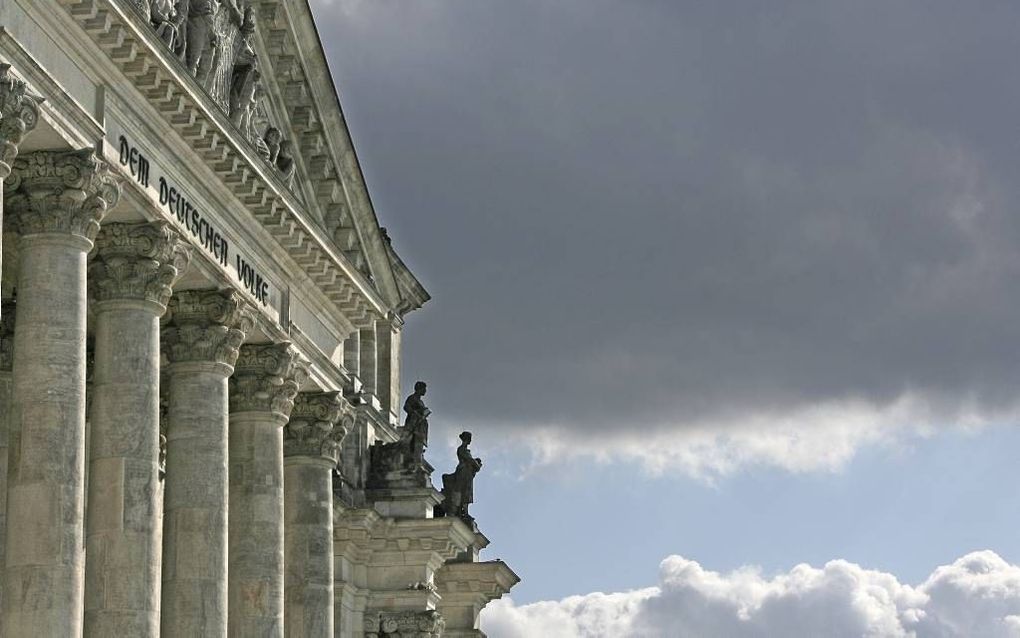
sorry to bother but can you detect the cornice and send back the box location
[55,0,386,329]
[435,560,521,601]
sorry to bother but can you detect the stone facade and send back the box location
[0,1,517,637]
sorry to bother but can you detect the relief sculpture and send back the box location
[139,0,298,188]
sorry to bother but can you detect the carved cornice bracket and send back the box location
[0,65,44,180]
[229,342,308,417]
[364,610,445,638]
[89,221,192,309]
[162,289,255,368]
[6,150,122,241]
[284,390,352,462]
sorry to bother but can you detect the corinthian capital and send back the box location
[284,391,352,462]
[365,610,445,638]
[89,222,192,310]
[0,66,44,180]
[162,289,255,368]
[229,342,308,417]
[6,149,121,241]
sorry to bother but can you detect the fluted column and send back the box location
[0,299,15,618]
[227,342,307,637]
[284,392,350,638]
[3,149,120,637]
[161,290,255,637]
[0,65,43,310]
[85,222,190,637]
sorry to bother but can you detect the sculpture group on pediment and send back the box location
[136,0,299,188]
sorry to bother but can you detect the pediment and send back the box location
[132,0,417,314]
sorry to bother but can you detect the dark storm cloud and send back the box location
[311,1,1020,455]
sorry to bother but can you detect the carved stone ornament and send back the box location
[135,0,297,186]
[5,150,122,241]
[284,391,351,462]
[0,298,15,372]
[0,65,44,180]
[89,221,192,308]
[364,610,445,638]
[229,342,308,417]
[162,289,255,367]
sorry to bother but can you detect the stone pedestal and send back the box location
[435,561,520,638]
[161,290,254,637]
[0,64,43,315]
[2,150,119,637]
[368,486,443,520]
[84,222,189,637]
[283,391,349,638]
[228,343,306,638]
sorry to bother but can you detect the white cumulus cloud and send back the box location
[483,551,1020,638]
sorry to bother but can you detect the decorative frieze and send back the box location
[229,342,307,416]
[364,610,445,638]
[284,391,351,461]
[6,150,121,240]
[0,65,43,180]
[162,289,255,366]
[89,221,192,308]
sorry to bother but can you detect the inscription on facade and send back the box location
[117,134,271,306]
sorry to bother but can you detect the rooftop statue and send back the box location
[402,381,431,465]
[440,431,482,526]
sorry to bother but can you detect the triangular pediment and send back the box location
[139,0,415,314]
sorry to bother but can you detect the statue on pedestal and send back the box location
[402,381,431,464]
[440,431,482,525]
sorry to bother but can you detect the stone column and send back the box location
[375,314,402,416]
[359,325,378,397]
[227,342,307,637]
[161,290,255,637]
[2,150,120,637]
[0,65,44,311]
[284,392,350,638]
[84,222,190,637]
[0,299,14,617]
[343,331,360,384]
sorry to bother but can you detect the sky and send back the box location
[309,1,1020,635]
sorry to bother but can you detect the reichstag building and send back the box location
[0,0,518,636]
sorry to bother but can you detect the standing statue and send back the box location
[184,0,220,79]
[440,432,482,524]
[402,381,431,464]
[261,126,282,163]
[276,138,296,187]
[151,0,180,49]
[228,7,259,129]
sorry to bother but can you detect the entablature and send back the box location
[48,0,403,329]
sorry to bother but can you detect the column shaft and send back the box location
[229,413,285,635]
[284,458,335,638]
[4,234,90,636]
[161,363,231,636]
[160,289,254,638]
[85,305,163,635]
[359,326,377,397]
[0,299,15,618]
